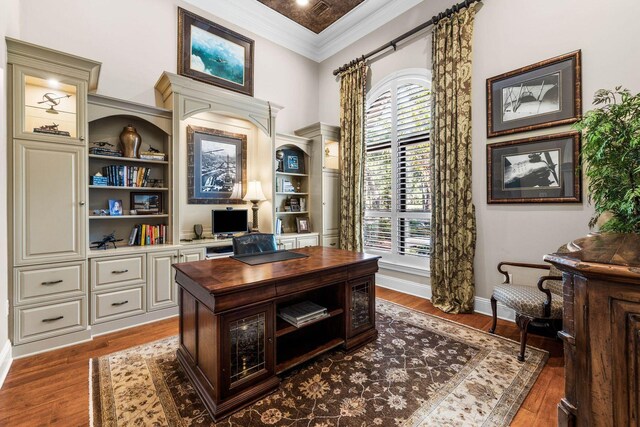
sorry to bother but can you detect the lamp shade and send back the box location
[243,181,266,202]
[229,182,243,200]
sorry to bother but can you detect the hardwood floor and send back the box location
[0,287,563,426]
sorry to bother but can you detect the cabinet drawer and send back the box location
[15,261,86,305]
[277,238,296,250]
[15,298,86,344]
[323,235,339,248]
[91,255,145,289]
[297,235,319,248]
[92,286,145,324]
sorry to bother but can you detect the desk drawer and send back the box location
[92,286,145,324]
[15,261,86,305]
[15,298,86,344]
[91,255,145,289]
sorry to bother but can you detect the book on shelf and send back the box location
[140,151,166,161]
[101,165,152,187]
[275,218,282,235]
[278,301,328,327]
[128,223,167,246]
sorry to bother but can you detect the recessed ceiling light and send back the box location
[47,79,60,88]
[296,0,309,6]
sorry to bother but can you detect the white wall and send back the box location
[17,0,319,133]
[1,0,21,383]
[319,0,640,301]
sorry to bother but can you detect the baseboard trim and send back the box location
[12,329,93,359]
[375,274,515,321]
[91,307,178,337]
[0,340,12,389]
[376,273,431,299]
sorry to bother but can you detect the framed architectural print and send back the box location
[487,131,581,204]
[487,51,581,137]
[178,7,254,96]
[130,192,162,214]
[282,148,305,174]
[187,125,247,204]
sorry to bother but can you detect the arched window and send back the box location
[364,69,431,267]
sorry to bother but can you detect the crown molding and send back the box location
[181,0,423,62]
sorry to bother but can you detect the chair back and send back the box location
[232,233,277,255]
[546,244,570,295]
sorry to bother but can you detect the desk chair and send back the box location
[232,233,277,255]
[489,245,568,361]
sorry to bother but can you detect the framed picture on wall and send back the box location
[178,7,254,96]
[487,131,581,203]
[187,125,247,204]
[487,51,582,137]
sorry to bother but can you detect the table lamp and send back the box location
[243,181,266,232]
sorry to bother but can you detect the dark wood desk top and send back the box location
[544,233,640,282]
[173,246,380,296]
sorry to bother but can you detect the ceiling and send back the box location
[183,0,423,62]
[256,0,366,34]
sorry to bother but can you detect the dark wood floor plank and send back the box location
[0,288,562,426]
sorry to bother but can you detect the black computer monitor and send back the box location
[212,209,248,235]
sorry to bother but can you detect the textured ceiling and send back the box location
[257,0,366,34]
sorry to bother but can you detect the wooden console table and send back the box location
[173,246,380,421]
[544,233,640,427]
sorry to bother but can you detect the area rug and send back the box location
[90,299,548,426]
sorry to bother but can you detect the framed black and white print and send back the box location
[487,131,581,203]
[187,125,247,204]
[487,51,581,137]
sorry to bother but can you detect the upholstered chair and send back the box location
[489,245,569,361]
[232,233,278,255]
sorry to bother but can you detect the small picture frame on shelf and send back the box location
[108,199,123,216]
[296,217,311,233]
[282,149,305,174]
[130,192,162,214]
[289,197,301,212]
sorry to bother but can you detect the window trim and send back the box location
[364,68,432,269]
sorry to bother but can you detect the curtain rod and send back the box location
[332,0,482,76]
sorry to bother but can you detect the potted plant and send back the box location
[574,87,640,233]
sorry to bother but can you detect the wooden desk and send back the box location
[173,246,380,421]
[545,233,640,427]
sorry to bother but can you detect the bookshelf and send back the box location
[87,94,173,250]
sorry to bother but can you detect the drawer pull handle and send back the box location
[330,243,336,246]
[41,280,64,285]
[111,269,129,274]
[42,316,64,323]
[111,300,129,307]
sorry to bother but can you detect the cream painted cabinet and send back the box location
[179,247,205,263]
[148,250,179,311]
[277,237,296,250]
[13,140,86,265]
[322,171,340,237]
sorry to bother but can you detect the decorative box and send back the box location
[91,175,108,186]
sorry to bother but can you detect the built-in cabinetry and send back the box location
[294,123,341,248]
[545,233,640,427]
[7,38,100,349]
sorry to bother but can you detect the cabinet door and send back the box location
[14,140,86,265]
[180,247,205,263]
[322,172,340,236]
[346,276,376,338]
[221,303,275,397]
[13,65,87,145]
[147,250,179,311]
[277,238,296,250]
[297,235,319,248]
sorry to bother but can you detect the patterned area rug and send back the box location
[91,299,547,426]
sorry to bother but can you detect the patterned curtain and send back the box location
[338,60,368,251]
[430,5,478,314]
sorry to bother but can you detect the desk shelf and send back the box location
[276,307,343,338]
[276,337,344,375]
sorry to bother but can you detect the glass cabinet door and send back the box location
[323,138,339,170]
[223,303,274,395]
[347,276,376,337]
[14,65,86,144]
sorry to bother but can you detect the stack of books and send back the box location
[278,301,328,327]
[140,151,166,161]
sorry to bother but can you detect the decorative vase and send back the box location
[119,125,141,158]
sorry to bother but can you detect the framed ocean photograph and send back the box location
[487,51,581,137]
[186,125,247,204]
[487,131,581,204]
[178,8,254,96]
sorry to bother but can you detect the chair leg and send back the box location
[489,296,498,334]
[516,315,532,362]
